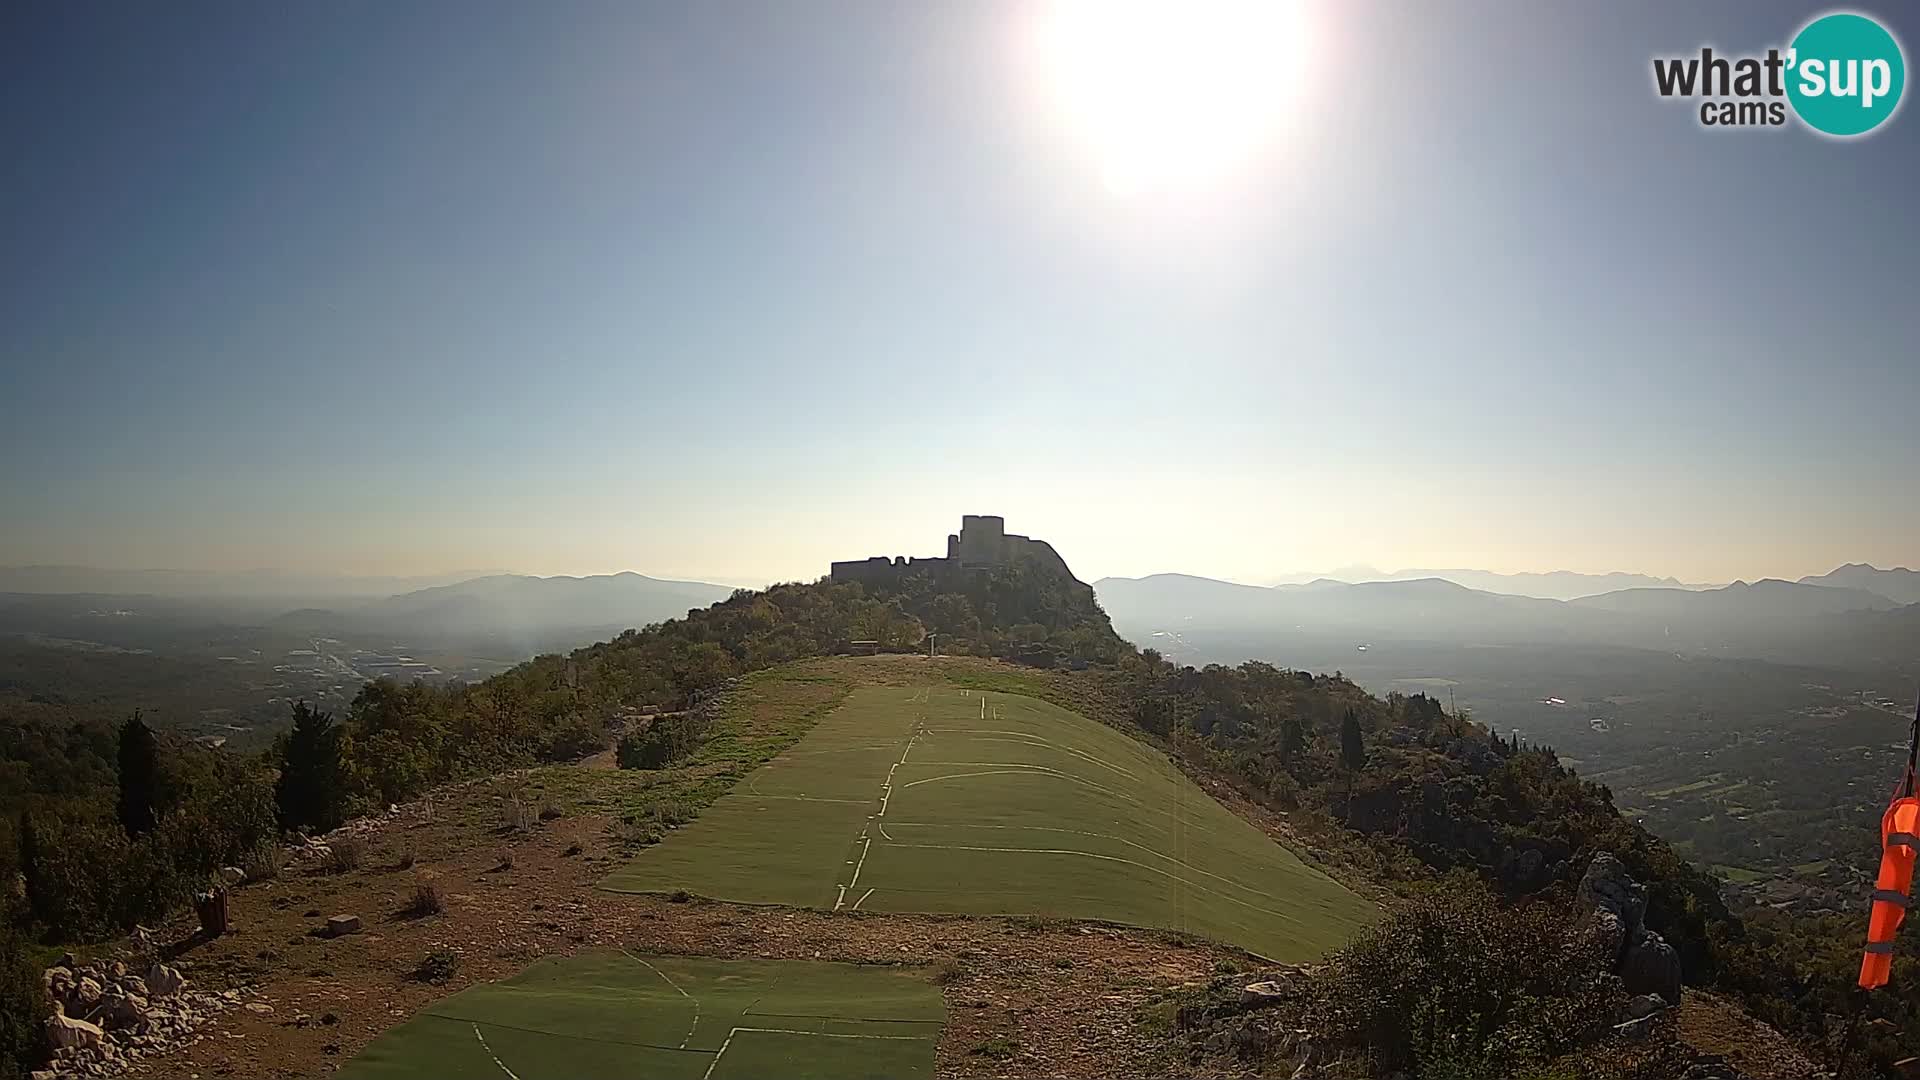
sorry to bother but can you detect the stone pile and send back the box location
[34,953,254,1080]
[1174,964,1329,1077]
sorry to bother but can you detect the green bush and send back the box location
[616,713,710,770]
[536,713,608,762]
[413,950,460,985]
[0,895,47,1080]
[1309,877,1624,1078]
[21,816,187,938]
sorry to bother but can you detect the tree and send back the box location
[1280,716,1307,761]
[15,812,43,928]
[116,712,159,838]
[275,702,349,833]
[1339,708,1365,815]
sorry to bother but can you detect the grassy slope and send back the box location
[605,664,1374,961]
[340,952,944,1080]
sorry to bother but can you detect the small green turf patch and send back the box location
[340,952,944,1080]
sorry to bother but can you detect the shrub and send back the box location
[969,1037,1018,1060]
[613,819,662,849]
[537,714,609,762]
[404,878,444,917]
[413,950,460,985]
[0,895,48,1080]
[323,838,364,874]
[1307,877,1624,1078]
[616,713,710,770]
[19,817,186,938]
[240,839,285,883]
[648,799,694,828]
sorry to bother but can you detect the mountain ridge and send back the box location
[1798,562,1920,605]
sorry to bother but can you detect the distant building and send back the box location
[829,515,1077,588]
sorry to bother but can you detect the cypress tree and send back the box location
[276,702,348,833]
[116,712,160,837]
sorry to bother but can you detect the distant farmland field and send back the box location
[605,686,1373,960]
[340,952,944,1080]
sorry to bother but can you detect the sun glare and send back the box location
[1032,0,1312,198]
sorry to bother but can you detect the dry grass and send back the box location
[403,877,444,918]
[324,839,364,874]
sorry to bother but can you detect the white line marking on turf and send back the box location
[702,1026,923,1080]
[834,707,924,908]
[852,887,875,909]
[924,729,1141,780]
[472,1024,522,1080]
[849,835,874,888]
[900,764,1140,804]
[624,950,700,1049]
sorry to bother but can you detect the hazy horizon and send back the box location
[1,541,1909,595]
[5,2,1916,588]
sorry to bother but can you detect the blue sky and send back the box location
[2,1,1916,586]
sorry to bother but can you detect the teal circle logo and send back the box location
[1787,12,1906,136]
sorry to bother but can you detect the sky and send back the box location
[2,1,1916,588]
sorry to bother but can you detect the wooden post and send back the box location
[194,886,229,938]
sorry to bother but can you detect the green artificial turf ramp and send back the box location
[604,685,1374,960]
[340,952,944,1080]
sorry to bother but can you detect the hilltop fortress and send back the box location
[830,515,1078,587]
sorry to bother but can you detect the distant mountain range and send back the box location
[1093,567,1916,670]
[1315,567,1710,601]
[0,565,503,600]
[272,572,738,646]
[0,567,739,659]
[1568,579,1899,618]
[1799,563,1920,606]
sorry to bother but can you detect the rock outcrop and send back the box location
[1579,852,1684,1008]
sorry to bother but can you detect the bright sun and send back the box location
[1031,0,1312,198]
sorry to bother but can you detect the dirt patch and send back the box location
[1678,990,1823,1080]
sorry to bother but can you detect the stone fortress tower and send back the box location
[830,515,1078,587]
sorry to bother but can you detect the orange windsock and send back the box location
[1860,795,1920,989]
